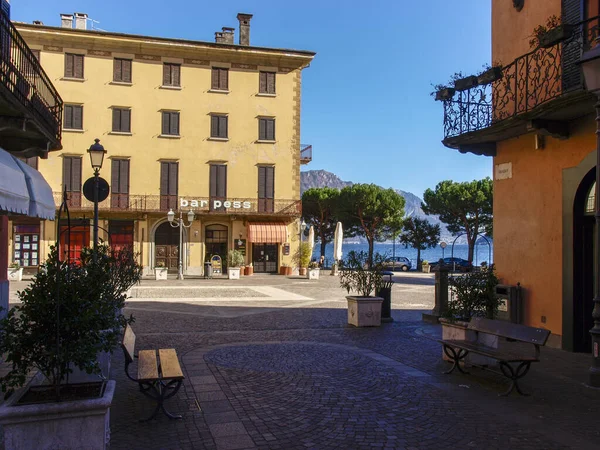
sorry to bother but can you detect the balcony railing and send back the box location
[0,13,62,146]
[440,16,600,142]
[53,192,302,217]
[300,144,312,164]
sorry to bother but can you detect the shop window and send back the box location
[12,224,40,267]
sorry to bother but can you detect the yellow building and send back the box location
[10,12,315,276]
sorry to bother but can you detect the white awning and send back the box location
[0,147,55,220]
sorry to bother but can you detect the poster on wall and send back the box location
[283,243,290,256]
[211,255,222,274]
[234,239,246,256]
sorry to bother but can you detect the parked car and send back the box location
[383,256,412,272]
[430,257,473,272]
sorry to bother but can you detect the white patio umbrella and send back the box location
[307,225,315,255]
[333,221,343,262]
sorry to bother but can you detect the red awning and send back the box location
[247,222,288,243]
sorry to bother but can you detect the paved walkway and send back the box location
[7,272,600,449]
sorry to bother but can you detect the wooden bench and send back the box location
[438,318,550,396]
[121,324,185,421]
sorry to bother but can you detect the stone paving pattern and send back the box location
[5,272,600,449]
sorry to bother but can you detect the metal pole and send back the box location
[392,233,396,271]
[590,97,600,386]
[93,168,99,263]
[178,209,183,280]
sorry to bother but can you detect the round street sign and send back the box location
[440,241,447,249]
[83,177,110,203]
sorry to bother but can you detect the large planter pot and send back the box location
[422,265,431,273]
[154,267,168,280]
[346,296,383,327]
[299,268,307,276]
[245,266,253,276]
[0,378,116,450]
[228,267,241,280]
[439,318,498,366]
[7,267,23,281]
[307,268,320,280]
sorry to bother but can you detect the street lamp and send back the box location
[580,45,600,386]
[87,138,106,262]
[167,208,195,280]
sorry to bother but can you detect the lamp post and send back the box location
[87,138,106,262]
[580,45,600,386]
[298,218,306,273]
[167,208,195,280]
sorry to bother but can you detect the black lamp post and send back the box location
[167,208,195,280]
[87,138,106,262]
[580,45,600,387]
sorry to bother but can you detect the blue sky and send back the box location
[14,0,492,198]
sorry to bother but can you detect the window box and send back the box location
[477,67,503,85]
[539,24,574,49]
[435,87,455,101]
[454,75,478,92]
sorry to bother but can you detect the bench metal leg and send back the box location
[498,361,531,396]
[443,345,470,375]
[138,379,184,421]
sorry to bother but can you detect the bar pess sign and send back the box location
[180,198,252,209]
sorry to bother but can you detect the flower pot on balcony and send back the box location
[435,87,456,101]
[454,75,478,91]
[7,267,23,281]
[539,24,574,48]
[346,296,383,327]
[154,267,168,280]
[228,267,241,280]
[477,67,503,85]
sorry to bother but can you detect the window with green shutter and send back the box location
[112,108,131,133]
[64,104,83,130]
[64,53,84,79]
[210,114,228,138]
[162,63,181,87]
[259,72,276,94]
[113,58,132,83]
[258,118,275,141]
[211,67,229,91]
[161,111,180,136]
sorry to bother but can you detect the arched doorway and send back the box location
[155,221,179,272]
[206,224,228,271]
[573,168,596,352]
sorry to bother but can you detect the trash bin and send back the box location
[495,283,523,324]
[376,279,394,323]
[204,262,213,279]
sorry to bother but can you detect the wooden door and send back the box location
[155,221,179,272]
[253,244,278,273]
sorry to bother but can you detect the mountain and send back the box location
[300,169,461,244]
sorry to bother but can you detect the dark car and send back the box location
[430,257,472,272]
[383,256,412,272]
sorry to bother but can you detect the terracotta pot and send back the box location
[245,266,253,276]
[299,268,307,276]
[279,266,286,275]
[285,266,293,276]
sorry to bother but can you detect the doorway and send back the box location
[155,221,179,272]
[253,244,278,273]
[206,224,228,271]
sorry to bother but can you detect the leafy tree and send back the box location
[422,178,493,264]
[399,217,441,271]
[301,187,340,258]
[339,184,405,267]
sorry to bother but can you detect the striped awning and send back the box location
[247,222,288,243]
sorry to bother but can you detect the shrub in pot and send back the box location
[293,242,312,276]
[227,249,244,280]
[0,244,141,450]
[339,251,385,327]
[154,261,168,280]
[7,262,23,281]
[307,260,320,280]
[421,260,430,273]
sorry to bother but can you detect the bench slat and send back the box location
[138,350,160,381]
[159,349,184,380]
[122,324,136,363]
[468,318,550,345]
[440,339,539,362]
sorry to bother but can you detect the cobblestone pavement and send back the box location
[6,272,600,449]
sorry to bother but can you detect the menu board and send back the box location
[211,255,222,274]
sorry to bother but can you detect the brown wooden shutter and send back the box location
[267,72,275,94]
[121,109,131,132]
[65,53,73,77]
[160,162,169,196]
[258,166,266,198]
[220,116,227,138]
[73,105,83,129]
[64,105,73,129]
[266,119,274,140]
[113,59,121,81]
[111,159,121,193]
[112,109,121,132]
[72,157,82,191]
[209,165,217,197]
[162,112,169,135]
[120,159,130,194]
[217,165,227,198]
[170,112,179,135]
[63,157,72,191]
[123,59,131,82]
[172,64,180,86]
[74,55,84,79]
[259,119,265,140]
[221,69,228,90]
[168,162,178,196]
[259,72,267,93]
[163,64,170,85]
[266,166,274,198]
[211,68,219,90]
[211,115,218,137]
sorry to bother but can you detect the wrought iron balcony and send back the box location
[300,144,312,164]
[438,16,600,156]
[53,192,302,217]
[0,14,62,156]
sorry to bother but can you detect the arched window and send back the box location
[585,182,596,215]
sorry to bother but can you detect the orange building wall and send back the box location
[494,117,596,336]
[492,0,561,65]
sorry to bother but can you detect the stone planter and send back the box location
[154,267,168,280]
[245,266,253,276]
[422,264,431,273]
[0,378,115,450]
[307,268,320,280]
[7,267,23,281]
[228,267,241,280]
[439,318,498,366]
[346,296,383,327]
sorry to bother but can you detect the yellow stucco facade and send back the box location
[9,19,315,276]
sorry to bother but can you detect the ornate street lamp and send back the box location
[167,208,195,280]
[87,138,106,261]
[580,45,600,387]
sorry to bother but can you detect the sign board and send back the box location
[181,198,252,210]
[494,162,512,180]
[282,243,290,256]
[440,241,447,249]
[211,255,222,274]
[498,299,508,312]
[235,239,246,256]
[83,177,110,202]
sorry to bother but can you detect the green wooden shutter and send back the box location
[63,157,72,191]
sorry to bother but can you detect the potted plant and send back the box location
[440,265,501,365]
[477,65,503,85]
[339,250,385,327]
[227,249,244,280]
[154,261,168,280]
[0,244,141,449]
[7,262,23,282]
[279,262,292,276]
[307,260,320,280]
[434,86,456,101]
[529,15,573,49]
[245,262,253,276]
[454,75,478,91]
[421,260,430,273]
[294,242,311,276]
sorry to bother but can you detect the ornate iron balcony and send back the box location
[300,144,312,164]
[0,14,62,153]
[439,16,600,151]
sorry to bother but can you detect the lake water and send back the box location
[311,242,493,268]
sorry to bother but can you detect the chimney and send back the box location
[222,27,234,44]
[60,13,73,29]
[236,13,253,46]
[74,12,87,30]
[32,20,43,25]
